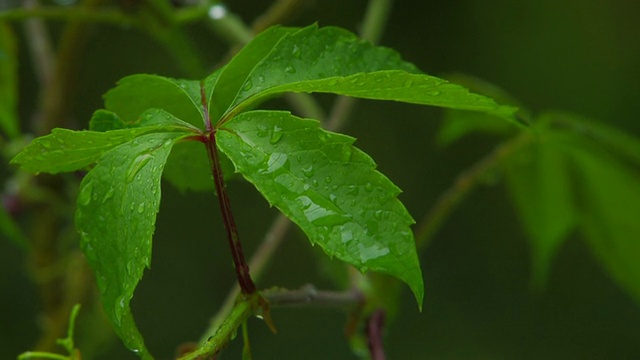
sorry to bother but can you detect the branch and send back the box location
[183,286,363,360]
[367,309,386,360]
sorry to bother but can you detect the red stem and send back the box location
[201,83,256,295]
[367,309,386,360]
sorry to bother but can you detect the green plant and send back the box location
[3,1,640,359]
[10,24,519,359]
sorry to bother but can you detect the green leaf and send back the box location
[567,143,640,303]
[214,25,516,123]
[104,74,203,128]
[538,111,640,167]
[0,21,18,139]
[11,128,156,174]
[162,140,214,191]
[217,110,424,307]
[76,131,186,359]
[208,26,298,121]
[11,112,196,174]
[437,74,525,146]
[503,133,577,288]
[89,107,217,192]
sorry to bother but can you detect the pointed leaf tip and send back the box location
[217,111,424,306]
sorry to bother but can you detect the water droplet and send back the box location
[291,44,301,58]
[429,90,441,96]
[269,125,283,144]
[358,243,390,263]
[365,182,374,192]
[296,195,348,226]
[403,79,414,87]
[137,202,145,213]
[242,79,253,91]
[347,185,359,196]
[374,210,384,220]
[78,181,93,206]
[208,4,227,19]
[260,152,289,174]
[284,65,296,74]
[338,146,352,162]
[341,230,353,243]
[126,154,154,183]
[302,165,314,177]
[312,180,319,187]
[327,78,339,86]
[102,187,115,203]
[324,176,332,184]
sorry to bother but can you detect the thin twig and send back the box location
[21,0,55,90]
[186,286,363,360]
[367,308,386,360]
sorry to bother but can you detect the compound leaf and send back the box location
[217,111,424,307]
[76,131,186,359]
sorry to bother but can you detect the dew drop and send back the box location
[374,210,384,220]
[126,154,154,183]
[102,187,115,203]
[260,152,289,174]
[347,185,359,196]
[338,146,352,162]
[429,90,441,96]
[242,79,253,91]
[291,44,301,58]
[324,176,332,184]
[269,126,283,144]
[365,182,374,192]
[302,165,314,177]
[78,181,93,206]
[137,202,145,214]
[284,65,296,74]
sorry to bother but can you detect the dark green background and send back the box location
[2,0,640,358]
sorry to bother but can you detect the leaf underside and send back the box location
[217,110,424,306]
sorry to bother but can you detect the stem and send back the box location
[367,309,386,360]
[414,132,535,250]
[183,286,363,360]
[262,284,364,308]
[198,0,396,345]
[201,84,256,295]
[0,7,136,27]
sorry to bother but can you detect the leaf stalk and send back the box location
[201,83,256,295]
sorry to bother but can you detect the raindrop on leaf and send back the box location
[126,154,154,183]
[269,125,283,144]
